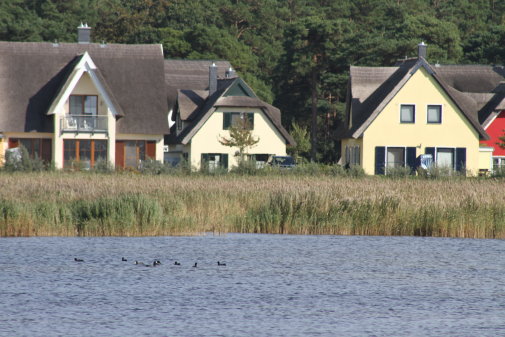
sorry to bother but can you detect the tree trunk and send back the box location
[310,69,318,162]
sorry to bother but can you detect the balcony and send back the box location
[60,115,108,134]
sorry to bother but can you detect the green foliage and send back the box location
[4,146,46,172]
[219,118,259,163]
[1,0,504,164]
[287,122,310,162]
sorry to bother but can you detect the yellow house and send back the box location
[338,43,492,175]
[165,61,294,170]
[0,25,168,169]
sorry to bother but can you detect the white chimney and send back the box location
[78,22,91,44]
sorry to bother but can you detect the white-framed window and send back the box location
[400,104,415,123]
[345,145,360,166]
[425,147,466,172]
[493,157,505,171]
[69,95,97,115]
[427,105,442,124]
[436,148,454,168]
[387,147,406,168]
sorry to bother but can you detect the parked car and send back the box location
[270,156,296,168]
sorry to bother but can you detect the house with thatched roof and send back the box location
[337,42,505,175]
[0,24,169,169]
[164,60,295,170]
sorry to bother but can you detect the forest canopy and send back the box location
[1,0,504,162]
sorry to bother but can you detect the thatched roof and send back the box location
[164,60,231,111]
[340,57,505,140]
[168,76,295,146]
[0,41,168,134]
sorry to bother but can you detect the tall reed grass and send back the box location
[1,172,504,238]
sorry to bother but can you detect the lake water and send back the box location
[1,234,505,337]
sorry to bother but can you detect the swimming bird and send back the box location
[217,261,226,266]
[74,258,84,262]
[122,257,128,262]
[134,261,145,266]
[153,260,161,266]
[174,261,181,266]
[193,262,197,268]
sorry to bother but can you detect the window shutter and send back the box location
[247,113,254,129]
[222,154,228,170]
[8,138,19,148]
[375,146,385,175]
[406,147,416,173]
[456,148,466,172]
[223,113,231,129]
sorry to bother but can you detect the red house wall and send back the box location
[481,110,505,156]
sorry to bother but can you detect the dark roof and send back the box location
[0,41,168,134]
[340,57,505,140]
[164,60,231,111]
[173,77,295,146]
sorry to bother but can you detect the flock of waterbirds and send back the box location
[74,257,226,267]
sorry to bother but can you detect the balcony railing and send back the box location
[60,115,108,133]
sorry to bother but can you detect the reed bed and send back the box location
[0,172,504,238]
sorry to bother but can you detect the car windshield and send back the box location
[273,156,295,165]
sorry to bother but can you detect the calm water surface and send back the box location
[1,234,505,337]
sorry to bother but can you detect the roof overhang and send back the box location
[46,51,122,117]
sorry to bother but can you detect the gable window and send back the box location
[400,104,415,123]
[223,112,254,130]
[69,95,97,115]
[427,105,442,124]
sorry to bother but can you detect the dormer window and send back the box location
[400,104,415,123]
[69,95,97,115]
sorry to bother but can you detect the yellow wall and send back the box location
[350,68,481,175]
[190,107,287,170]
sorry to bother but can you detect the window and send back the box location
[9,138,52,162]
[223,112,254,130]
[436,148,454,168]
[69,95,97,115]
[425,147,466,172]
[125,141,145,168]
[427,105,442,124]
[202,153,228,171]
[176,113,182,131]
[63,139,107,169]
[387,147,405,168]
[375,146,416,175]
[115,140,155,168]
[400,104,415,123]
